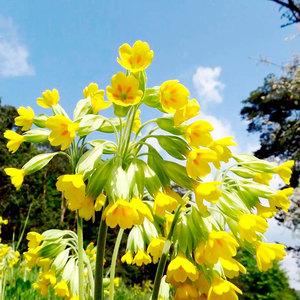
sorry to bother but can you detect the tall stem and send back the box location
[94,216,108,300]
[109,229,124,300]
[77,216,84,300]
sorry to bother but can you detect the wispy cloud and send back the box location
[0,15,35,78]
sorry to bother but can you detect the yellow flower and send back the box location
[4,168,26,190]
[132,109,141,133]
[15,106,34,131]
[4,130,25,153]
[130,197,153,224]
[207,278,242,300]
[83,82,111,114]
[69,296,79,300]
[46,115,78,150]
[106,72,143,106]
[194,272,210,295]
[121,252,133,264]
[26,232,44,249]
[166,254,198,286]
[117,40,154,72]
[255,242,286,271]
[133,250,152,266]
[164,213,174,236]
[269,188,294,213]
[175,283,199,300]
[253,172,273,185]
[54,280,70,298]
[114,277,120,287]
[274,160,294,185]
[24,246,40,269]
[37,88,59,108]
[56,174,86,210]
[186,149,218,179]
[147,237,166,263]
[159,80,189,113]
[174,99,200,126]
[185,120,213,148]
[104,199,139,229]
[36,257,51,272]
[153,191,178,217]
[95,194,106,211]
[194,181,222,212]
[256,203,276,218]
[238,214,268,243]
[79,196,95,221]
[33,281,49,297]
[219,257,247,278]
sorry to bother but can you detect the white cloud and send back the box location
[193,66,225,104]
[0,15,35,77]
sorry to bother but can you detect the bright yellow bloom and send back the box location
[269,187,294,213]
[95,194,106,211]
[256,203,276,218]
[186,149,218,179]
[130,197,153,224]
[121,252,133,264]
[238,214,268,243]
[166,254,198,286]
[219,257,247,278]
[133,250,152,266]
[209,137,237,169]
[185,120,213,148]
[253,172,273,185]
[255,242,286,271]
[78,196,95,221]
[164,213,174,236]
[117,41,153,72]
[36,257,51,271]
[32,281,49,297]
[69,296,79,300]
[83,82,111,114]
[114,277,120,287]
[159,80,189,113]
[46,115,78,150]
[37,88,59,108]
[104,199,139,229]
[175,283,199,300]
[24,246,41,269]
[15,106,34,131]
[194,272,210,295]
[27,232,44,249]
[56,174,86,210]
[153,191,178,217]
[4,130,25,153]
[147,237,166,263]
[174,99,200,126]
[106,72,143,106]
[274,160,294,185]
[54,280,70,298]
[4,168,26,190]
[0,217,8,225]
[207,278,242,300]
[132,109,141,133]
[194,181,222,212]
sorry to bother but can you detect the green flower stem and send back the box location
[77,216,85,300]
[152,206,182,300]
[109,228,124,300]
[94,216,108,300]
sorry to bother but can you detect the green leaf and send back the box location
[73,98,92,120]
[77,114,104,136]
[156,117,185,135]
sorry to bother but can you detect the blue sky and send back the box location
[1,0,299,288]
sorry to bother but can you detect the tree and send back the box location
[270,0,300,27]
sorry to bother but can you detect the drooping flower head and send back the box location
[121,252,133,264]
[219,257,247,278]
[253,172,273,185]
[274,160,294,185]
[132,250,152,266]
[54,280,70,298]
[207,278,242,300]
[130,197,153,224]
[26,232,44,249]
[174,99,200,126]
[78,196,95,221]
[4,168,26,190]
[106,72,143,106]
[37,89,59,108]
[117,41,154,72]
[147,237,166,263]
[4,130,25,153]
[268,188,294,213]
[15,106,34,131]
[154,191,179,217]
[174,283,199,300]
[185,120,214,148]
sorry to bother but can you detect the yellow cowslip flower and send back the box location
[94,193,106,211]
[56,174,86,210]
[174,283,199,300]
[185,120,214,148]
[54,280,70,298]
[153,191,178,217]
[194,181,222,213]
[255,241,286,271]
[268,187,294,213]
[83,82,111,114]
[24,246,41,269]
[33,270,56,296]
[36,257,51,272]
[274,160,294,185]
[26,232,44,249]
[147,237,166,263]
[238,214,268,243]
[194,272,210,296]
[15,106,34,131]
[132,250,152,266]
[78,196,95,221]
[166,254,198,286]
[209,137,237,169]
[219,257,247,278]
[4,168,26,190]
[117,40,153,72]
[164,213,174,236]
[186,149,218,179]
[114,277,120,287]
[130,197,153,224]
[0,217,8,226]
[174,99,200,126]
[106,72,143,107]
[121,252,133,264]
[104,199,139,229]
[46,115,78,150]
[37,88,59,108]
[256,203,276,218]
[159,80,189,113]
[69,296,79,300]
[4,130,25,153]
[32,281,49,297]
[132,109,141,133]
[207,278,242,300]
[253,172,273,185]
